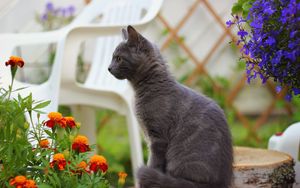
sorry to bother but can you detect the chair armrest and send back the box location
[0,29,67,86]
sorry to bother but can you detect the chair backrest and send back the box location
[83,0,150,92]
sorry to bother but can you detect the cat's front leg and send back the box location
[148,138,168,173]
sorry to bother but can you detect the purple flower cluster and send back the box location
[228,0,300,98]
[41,2,75,22]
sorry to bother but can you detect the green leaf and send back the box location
[236,60,246,71]
[275,100,285,109]
[242,10,250,18]
[37,184,53,188]
[179,74,189,83]
[27,93,33,104]
[44,130,53,137]
[13,87,28,92]
[231,2,243,14]
[33,109,46,114]
[292,111,300,122]
[242,1,252,12]
[25,93,33,111]
[18,94,22,103]
[33,100,51,109]
[161,28,169,36]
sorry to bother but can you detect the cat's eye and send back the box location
[116,56,121,62]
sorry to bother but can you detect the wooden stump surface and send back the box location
[233,147,295,188]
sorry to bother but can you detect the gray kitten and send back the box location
[108,26,233,188]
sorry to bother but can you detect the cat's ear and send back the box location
[127,25,140,45]
[122,28,128,40]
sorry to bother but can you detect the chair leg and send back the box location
[70,105,97,150]
[126,106,144,185]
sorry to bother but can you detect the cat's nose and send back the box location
[108,67,112,72]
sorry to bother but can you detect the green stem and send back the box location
[7,78,14,100]
[29,111,40,145]
[8,66,18,99]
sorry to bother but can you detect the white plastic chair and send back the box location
[0,0,113,123]
[268,122,300,185]
[0,0,164,183]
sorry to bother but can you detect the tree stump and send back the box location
[233,147,295,188]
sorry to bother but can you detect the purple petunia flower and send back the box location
[265,37,276,46]
[293,88,300,95]
[46,2,54,12]
[226,20,234,28]
[61,8,67,17]
[237,30,248,38]
[68,5,75,15]
[284,50,297,62]
[250,20,262,29]
[264,8,275,15]
[41,14,48,22]
[276,86,282,93]
[290,31,298,38]
[285,94,292,101]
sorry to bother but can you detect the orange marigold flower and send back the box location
[58,117,67,128]
[77,161,88,169]
[118,171,127,179]
[5,56,25,68]
[39,139,49,148]
[73,161,89,175]
[89,155,108,173]
[48,112,63,121]
[24,179,37,188]
[72,135,90,153]
[50,153,66,170]
[10,175,26,187]
[65,116,76,128]
[118,171,127,186]
[44,112,66,128]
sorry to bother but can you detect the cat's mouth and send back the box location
[108,69,126,80]
[113,74,126,80]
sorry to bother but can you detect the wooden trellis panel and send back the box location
[156,0,293,140]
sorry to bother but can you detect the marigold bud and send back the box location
[24,122,29,129]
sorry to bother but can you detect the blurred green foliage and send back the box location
[231,0,255,18]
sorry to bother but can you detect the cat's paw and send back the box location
[137,166,161,188]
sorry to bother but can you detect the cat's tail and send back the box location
[137,166,220,188]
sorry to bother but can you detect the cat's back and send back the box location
[168,83,233,186]
[175,83,220,114]
[175,82,230,136]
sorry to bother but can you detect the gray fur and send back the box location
[109,25,233,188]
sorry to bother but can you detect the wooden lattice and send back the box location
[157,0,293,141]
